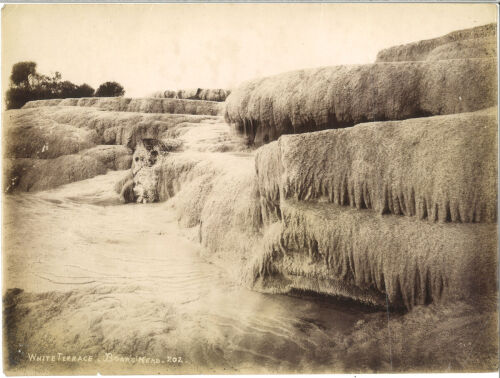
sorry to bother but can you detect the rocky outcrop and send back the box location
[131,139,171,203]
[3,106,222,192]
[4,106,220,156]
[225,59,497,145]
[255,108,498,224]
[376,23,496,62]
[249,109,497,308]
[23,97,224,116]
[150,88,231,102]
[114,119,249,203]
[4,145,132,193]
[129,108,497,311]
[4,114,98,159]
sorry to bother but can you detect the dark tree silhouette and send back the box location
[95,81,125,97]
[57,81,79,98]
[6,61,100,109]
[74,83,95,97]
[10,61,37,86]
[5,87,34,110]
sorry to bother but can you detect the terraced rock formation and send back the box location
[3,105,223,193]
[225,58,496,145]
[23,96,224,116]
[150,88,231,102]
[111,24,498,313]
[252,109,497,309]
[3,22,498,373]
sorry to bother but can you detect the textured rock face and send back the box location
[116,138,187,204]
[23,97,224,116]
[131,139,170,203]
[250,108,498,309]
[257,201,497,309]
[255,108,498,224]
[376,23,496,62]
[114,118,249,204]
[225,58,497,145]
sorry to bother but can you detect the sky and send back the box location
[1,3,497,98]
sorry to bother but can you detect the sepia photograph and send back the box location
[1,2,498,375]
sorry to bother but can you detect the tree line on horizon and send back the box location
[6,61,125,109]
